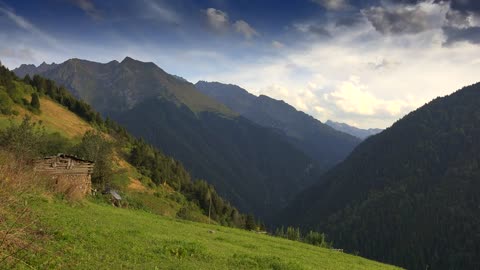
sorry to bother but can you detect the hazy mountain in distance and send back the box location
[325,120,382,140]
[280,82,480,270]
[13,57,323,220]
[195,81,360,169]
[14,61,58,78]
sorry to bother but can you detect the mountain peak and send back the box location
[121,56,135,63]
[18,63,36,68]
[120,56,159,69]
[121,56,153,65]
[13,61,58,78]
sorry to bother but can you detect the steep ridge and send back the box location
[13,58,322,220]
[281,82,480,270]
[195,81,360,168]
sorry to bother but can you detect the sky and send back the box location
[1,0,480,129]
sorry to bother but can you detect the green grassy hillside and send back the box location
[0,95,213,225]
[3,187,401,270]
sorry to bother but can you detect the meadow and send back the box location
[17,197,402,270]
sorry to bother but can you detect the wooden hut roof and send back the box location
[41,153,94,163]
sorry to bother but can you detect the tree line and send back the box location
[0,65,40,114]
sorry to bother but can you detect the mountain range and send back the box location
[14,57,480,270]
[325,120,382,140]
[281,82,480,270]
[14,58,329,220]
[195,81,360,168]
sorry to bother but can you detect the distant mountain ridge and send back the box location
[13,57,321,220]
[325,120,382,140]
[15,61,58,78]
[195,81,360,169]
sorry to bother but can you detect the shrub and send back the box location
[0,117,71,159]
[0,117,44,159]
[30,92,40,110]
[304,231,330,248]
[0,91,14,115]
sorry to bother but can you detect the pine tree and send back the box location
[30,93,40,110]
[245,214,256,230]
[23,74,32,84]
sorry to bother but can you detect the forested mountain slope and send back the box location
[195,81,360,168]
[13,58,322,220]
[281,82,480,270]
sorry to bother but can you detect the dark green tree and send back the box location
[23,74,32,84]
[286,227,301,241]
[245,214,256,230]
[73,131,113,189]
[30,92,40,110]
[304,231,330,247]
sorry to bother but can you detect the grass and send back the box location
[20,198,402,270]
[0,155,400,270]
[0,97,92,139]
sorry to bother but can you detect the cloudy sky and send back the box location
[1,0,480,128]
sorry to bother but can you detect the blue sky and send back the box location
[1,0,480,128]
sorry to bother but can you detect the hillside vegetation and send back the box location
[0,64,254,228]
[0,158,401,270]
[282,82,480,270]
[0,64,401,269]
[0,97,93,138]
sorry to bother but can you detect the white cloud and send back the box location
[327,77,413,116]
[204,8,259,39]
[0,6,58,46]
[0,47,36,62]
[190,14,480,129]
[205,8,229,32]
[233,20,259,39]
[362,1,448,35]
[71,0,101,20]
[144,0,180,24]
[272,40,285,49]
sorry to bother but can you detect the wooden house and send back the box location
[34,154,95,199]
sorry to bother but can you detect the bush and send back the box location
[273,226,331,248]
[286,227,301,241]
[0,117,44,159]
[0,117,72,159]
[0,91,14,115]
[304,231,330,248]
